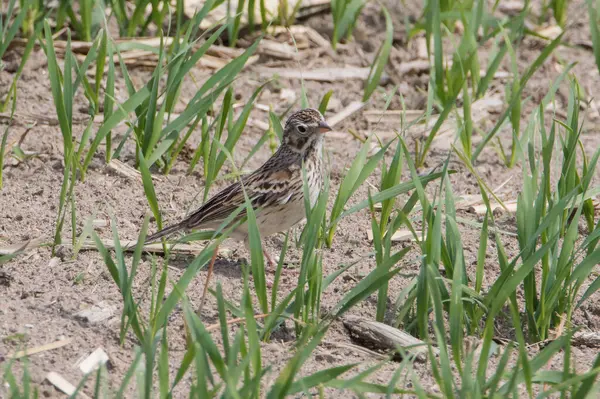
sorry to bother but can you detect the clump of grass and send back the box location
[81,11,262,179]
[325,126,447,248]
[415,0,488,165]
[482,30,569,167]
[426,312,600,397]
[57,0,180,40]
[291,171,331,330]
[93,210,229,343]
[368,195,412,322]
[389,138,600,396]
[2,358,37,399]
[325,137,389,246]
[226,0,246,47]
[87,183,409,397]
[588,0,600,76]
[368,137,418,322]
[7,2,238,190]
[42,22,79,253]
[511,79,600,341]
[399,78,600,346]
[1,0,39,114]
[200,83,266,199]
[0,0,29,61]
[57,0,104,41]
[471,30,564,165]
[276,0,303,27]
[363,5,393,102]
[330,0,366,50]
[410,0,568,166]
[549,0,568,27]
[391,150,455,338]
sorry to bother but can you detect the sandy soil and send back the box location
[1,1,600,397]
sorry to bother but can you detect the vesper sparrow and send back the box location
[146,108,331,300]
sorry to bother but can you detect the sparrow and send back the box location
[146,108,331,272]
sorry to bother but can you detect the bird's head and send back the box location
[282,108,332,153]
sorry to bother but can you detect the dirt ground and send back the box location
[2,1,600,397]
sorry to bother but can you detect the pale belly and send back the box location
[255,198,307,237]
[227,197,307,242]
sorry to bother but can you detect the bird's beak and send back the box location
[318,120,332,133]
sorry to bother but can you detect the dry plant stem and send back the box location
[46,372,91,399]
[198,244,219,315]
[7,338,73,360]
[0,238,45,256]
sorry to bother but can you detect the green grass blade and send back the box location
[327,140,391,244]
[573,351,600,399]
[43,21,72,157]
[336,171,449,224]
[104,39,116,163]
[158,330,170,399]
[183,304,228,378]
[138,149,162,231]
[243,185,269,314]
[269,111,284,141]
[328,265,403,320]
[0,0,28,59]
[213,84,266,179]
[1,18,39,113]
[0,86,17,189]
[476,40,507,98]
[473,33,564,162]
[363,6,393,101]
[588,0,600,75]
[94,29,107,110]
[288,364,357,394]
[475,211,488,294]
[267,326,327,398]
[318,90,333,115]
[142,35,164,157]
[82,86,150,175]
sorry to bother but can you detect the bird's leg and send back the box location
[197,243,219,315]
[243,237,274,287]
[263,247,277,271]
[263,246,299,276]
[244,236,277,270]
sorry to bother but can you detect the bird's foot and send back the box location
[262,248,300,275]
[265,264,300,275]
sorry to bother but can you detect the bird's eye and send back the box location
[297,124,307,133]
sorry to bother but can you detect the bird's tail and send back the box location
[144,222,185,244]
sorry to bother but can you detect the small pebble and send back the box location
[48,257,60,268]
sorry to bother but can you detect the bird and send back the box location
[145,108,332,309]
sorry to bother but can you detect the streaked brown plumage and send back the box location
[146,108,331,248]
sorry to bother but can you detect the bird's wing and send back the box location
[183,163,302,230]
